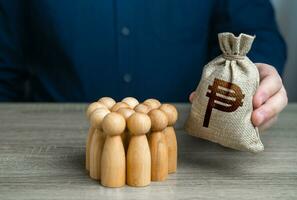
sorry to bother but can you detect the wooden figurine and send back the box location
[86,102,107,119]
[148,109,169,181]
[134,103,151,114]
[98,97,116,110]
[85,102,107,171]
[121,97,139,109]
[111,102,130,112]
[116,107,135,151]
[143,98,161,109]
[89,108,110,180]
[101,112,126,188]
[160,104,178,173]
[127,112,151,187]
[134,104,153,139]
[117,107,135,120]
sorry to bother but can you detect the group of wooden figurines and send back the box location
[85,97,178,187]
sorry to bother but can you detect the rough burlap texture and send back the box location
[185,32,264,153]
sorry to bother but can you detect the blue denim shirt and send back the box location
[0,0,286,102]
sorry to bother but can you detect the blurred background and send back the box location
[272,0,297,102]
[0,1,295,102]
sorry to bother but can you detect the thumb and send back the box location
[189,92,196,103]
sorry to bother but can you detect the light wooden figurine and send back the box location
[148,109,169,181]
[85,102,107,171]
[143,98,161,109]
[117,107,135,151]
[121,97,139,109]
[127,112,151,187]
[86,102,107,119]
[89,108,110,180]
[98,97,116,110]
[160,104,178,173]
[101,112,126,188]
[134,103,153,138]
[134,103,151,114]
[111,102,130,112]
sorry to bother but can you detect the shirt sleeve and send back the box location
[0,0,28,101]
[208,0,287,74]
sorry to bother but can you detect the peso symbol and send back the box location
[203,78,245,127]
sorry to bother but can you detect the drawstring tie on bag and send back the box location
[222,54,245,60]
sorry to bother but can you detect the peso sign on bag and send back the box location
[204,78,245,127]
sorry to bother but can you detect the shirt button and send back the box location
[123,73,132,83]
[121,27,130,36]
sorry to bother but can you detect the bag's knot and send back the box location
[222,54,245,60]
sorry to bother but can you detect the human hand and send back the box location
[189,63,288,131]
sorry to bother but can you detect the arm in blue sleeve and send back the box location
[208,0,287,74]
[0,0,28,101]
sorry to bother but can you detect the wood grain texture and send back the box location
[0,103,296,200]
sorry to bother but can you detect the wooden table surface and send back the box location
[0,103,296,200]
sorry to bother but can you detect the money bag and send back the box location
[185,32,264,153]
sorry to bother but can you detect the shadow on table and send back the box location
[178,131,255,175]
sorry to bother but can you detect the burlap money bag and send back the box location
[185,32,264,153]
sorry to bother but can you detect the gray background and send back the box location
[271,0,297,102]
